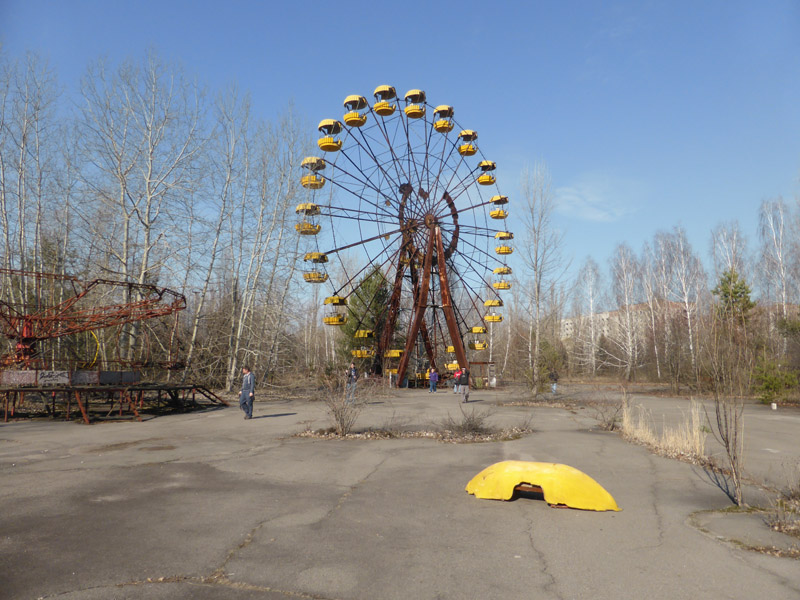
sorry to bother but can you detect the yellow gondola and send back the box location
[445,362,460,370]
[295,222,321,235]
[404,89,426,119]
[470,326,487,334]
[384,349,403,358]
[373,85,397,116]
[317,119,344,152]
[484,299,504,308]
[323,295,348,326]
[302,252,328,284]
[484,313,504,323]
[469,341,488,350]
[351,348,375,358]
[493,265,512,275]
[301,156,326,171]
[354,329,374,339]
[301,174,325,189]
[458,129,478,156]
[433,105,454,133]
[446,345,455,353]
[490,195,508,205]
[492,281,511,290]
[490,209,508,219]
[295,203,320,215]
[303,271,328,283]
[477,161,497,185]
[495,231,514,240]
[496,245,513,255]
[343,95,369,127]
[459,144,477,156]
[304,252,328,263]
[386,368,399,375]
[323,315,347,326]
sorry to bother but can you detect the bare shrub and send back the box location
[764,462,800,538]
[440,405,496,437]
[317,372,361,436]
[589,386,628,431]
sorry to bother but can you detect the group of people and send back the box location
[429,366,469,401]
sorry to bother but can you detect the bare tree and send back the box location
[666,227,705,383]
[571,256,603,375]
[604,243,642,380]
[759,198,796,355]
[518,163,564,392]
[77,52,204,361]
[711,220,750,282]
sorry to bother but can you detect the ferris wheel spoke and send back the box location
[372,111,416,198]
[328,158,398,219]
[349,127,407,206]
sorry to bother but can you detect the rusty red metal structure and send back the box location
[0,268,186,368]
[0,269,226,423]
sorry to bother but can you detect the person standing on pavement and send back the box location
[549,369,559,395]
[239,366,255,420]
[345,362,358,403]
[453,368,462,393]
[459,366,471,403]
[429,367,439,393]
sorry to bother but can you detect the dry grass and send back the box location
[621,396,707,462]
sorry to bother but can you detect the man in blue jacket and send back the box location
[239,366,255,420]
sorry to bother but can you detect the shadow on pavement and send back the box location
[253,412,297,419]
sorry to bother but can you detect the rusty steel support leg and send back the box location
[380,260,407,366]
[74,391,90,424]
[419,320,437,373]
[396,230,436,385]
[128,392,141,422]
[435,226,468,370]
[3,392,7,422]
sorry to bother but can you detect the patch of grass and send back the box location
[620,397,707,462]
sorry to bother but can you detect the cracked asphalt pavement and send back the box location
[1,385,798,599]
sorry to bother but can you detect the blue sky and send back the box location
[2,0,799,282]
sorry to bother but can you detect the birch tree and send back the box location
[759,198,796,354]
[605,243,642,380]
[518,163,563,392]
[572,256,603,375]
[77,52,204,361]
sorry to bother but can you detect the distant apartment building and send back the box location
[560,301,685,343]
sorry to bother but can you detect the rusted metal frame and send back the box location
[379,259,407,368]
[436,226,469,369]
[128,391,141,422]
[419,320,437,373]
[73,390,90,424]
[396,230,436,385]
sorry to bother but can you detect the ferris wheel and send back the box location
[296,86,513,385]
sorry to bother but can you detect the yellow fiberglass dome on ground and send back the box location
[465,460,620,511]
